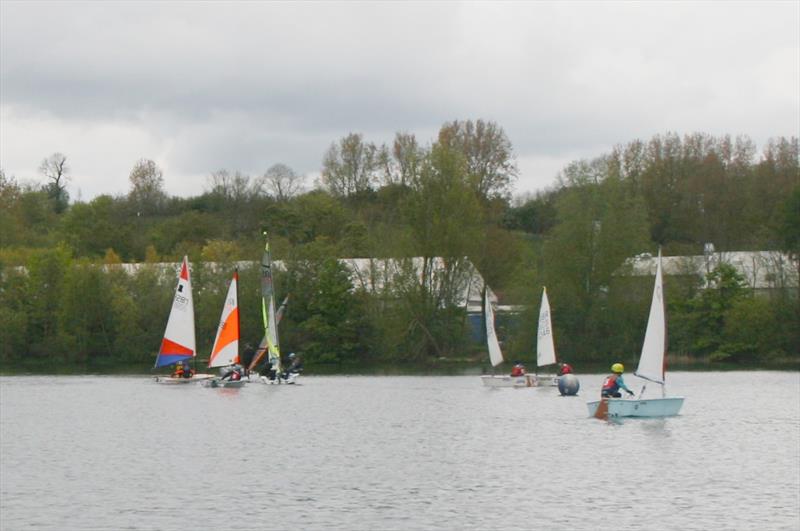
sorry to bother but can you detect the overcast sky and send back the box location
[1,1,798,200]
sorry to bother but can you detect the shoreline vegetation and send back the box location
[2,357,798,376]
[2,129,798,371]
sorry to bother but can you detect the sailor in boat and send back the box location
[219,365,243,382]
[240,343,256,375]
[510,361,526,377]
[282,352,303,379]
[262,359,277,381]
[558,362,573,375]
[172,361,194,379]
[601,363,634,398]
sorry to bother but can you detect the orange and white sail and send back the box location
[208,270,240,368]
[154,256,196,368]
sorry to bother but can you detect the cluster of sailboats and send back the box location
[482,249,685,420]
[152,238,684,419]
[153,234,300,387]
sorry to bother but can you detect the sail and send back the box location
[260,233,281,373]
[154,256,196,368]
[635,250,666,384]
[536,287,557,367]
[208,270,240,368]
[485,290,504,367]
[248,294,288,371]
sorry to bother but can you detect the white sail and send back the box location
[536,287,557,367]
[154,256,196,368]
[485,290,504,367]
[635,250,666,384]
[208,271,240,368]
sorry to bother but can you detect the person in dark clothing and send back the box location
[282,353,303,379]
[241,343,256,374]
[220,365,242,381]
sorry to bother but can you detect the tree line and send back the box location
[0,124,798,371]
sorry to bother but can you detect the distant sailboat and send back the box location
[536,287,559,386]
[587,249,685,418]
[205,269,245,388]
[250,232,299,384]
[208,269,241,369]
[480,288,536,388]
[153,257,212,384]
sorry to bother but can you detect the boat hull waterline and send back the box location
[586,396,685,418]
[481,374,538,388]
[153,373,215,385]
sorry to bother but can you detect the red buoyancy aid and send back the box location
[602,374,619,392]
[511,365,525,376]
[560,364,573,375]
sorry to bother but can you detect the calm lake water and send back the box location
[1,372,798,530]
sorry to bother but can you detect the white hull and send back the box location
[544,375,560,387]
[587,396,685,418]
[481,374,538,388]
[153,373,214,385]
[259,372,300,385]
[204,378,245,388]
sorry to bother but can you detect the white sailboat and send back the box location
[587,250,685,418]
[205,269,245,388]
[153,257,212,384]
[480,288,537,388]
[536,287,560,386]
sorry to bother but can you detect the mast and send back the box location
[261,231,281,375]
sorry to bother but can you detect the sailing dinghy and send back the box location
[249,232,299,385]
[536,287,560,386]
[587,250,684,418]
[480,288,537,388]
[153,257,213,384]
[205,269,245,388]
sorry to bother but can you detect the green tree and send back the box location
[322,133,387,197]
[394,140,483,360]
[58,263,116,364]
[671,263,748,361]
[24,246,72,359]
[284,257,366,364]
[127,159,167,216]
[59,195,129,258]
[438,119,518,201]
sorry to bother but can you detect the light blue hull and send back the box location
[587,397,684,418]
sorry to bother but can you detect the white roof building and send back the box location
[626,250,798,291]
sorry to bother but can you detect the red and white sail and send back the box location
[154,256,196,368]
[208,270,240,368]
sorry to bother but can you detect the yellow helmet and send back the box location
[611,363,624,374]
